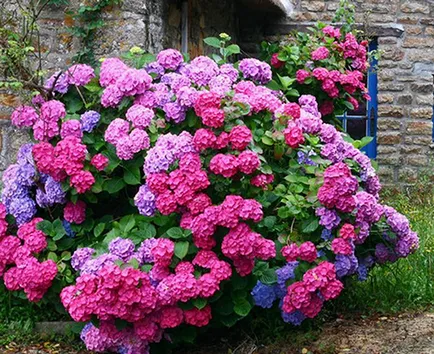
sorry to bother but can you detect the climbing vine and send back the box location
[68,0,122,65]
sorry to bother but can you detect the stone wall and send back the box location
[239,0,434,186]
[0,0,236,174]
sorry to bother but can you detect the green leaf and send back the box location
[94,223,105,237]
[342,100,355,111]
[103,177,126,194]
[203,37,221,48]
[233,299,252,317]
[37,220,53,236]
[124,166,141,185]
[128,257,140,269]
[119,215,136,233]
[166,227,185,239]
[115,318,128,331]
[261,136,274,146]
[260,269,278,285]
[220,314,240,327]
[66,97,84,113]
[278,75,295,90]
[47,252,58,262]
[192,298,207,310]
[263,216,276,229]
[301,218,319,233]
[225,44,240,55]
[285,88,300,97]
[174,241,189,260]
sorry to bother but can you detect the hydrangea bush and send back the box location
[261,22,373,120]
[2,43,418,353]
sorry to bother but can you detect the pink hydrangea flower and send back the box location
[91,154,109,171]
[64,201,86,224]
[11,106,38,128]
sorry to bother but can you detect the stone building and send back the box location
[1,0,433,186]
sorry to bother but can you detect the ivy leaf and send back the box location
[174,241,189,260]
[166,227,185,239]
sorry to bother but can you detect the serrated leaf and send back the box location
[174,241,189,259]
[166,227,185,239]
[226,44,240,55]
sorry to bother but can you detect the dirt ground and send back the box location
[186,312,434,354]
[3,312,434,354]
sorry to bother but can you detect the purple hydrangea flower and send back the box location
[136,238,158,264]
[321,229,333,241]
[45,71,69,94]
[239,58,272,84]
[36,176,66,207]
[186,56,219,86]
[145,61,165,78]
[297,151,317,166]
[335,254,358,278]
[81,254,119,275]
[251,281,277,308]
[80,111,100,133]
[281,309,306,326]
[109,237,135,261]
[134,184,156,216]
[275,262,298,298]
[395,231,419,257]
[62,220,75,238]
[71,247,95,271]
[16,163,36,187]
[316,207,341,230]
[9,197,36,225]
[17,143,34,165]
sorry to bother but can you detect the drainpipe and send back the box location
[181,0,189,54]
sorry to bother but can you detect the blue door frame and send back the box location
[339,40,378,159]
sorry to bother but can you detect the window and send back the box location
[339,40,378,159]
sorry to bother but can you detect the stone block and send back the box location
[406,121,432,134]
[410,107,433,120]
[378,94,394,104]
[378,118,401,130]
[400,2,430,14]
[379,83,405,92]
[396,94,413,105]
[301,1,325,12]
[402,37,434,48]
[410,82,433,94]
[378,105,405,118]
[378,132,401,145]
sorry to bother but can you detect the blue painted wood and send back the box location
[337,40,378,159]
